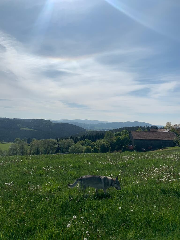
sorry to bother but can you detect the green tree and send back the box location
[136,127,143,132]
[84,139,93,147]
[165,122,172,130]
[69,143,84,153]
[104,131,114,143]
[84,146,92,153]
[9,139,29,155]
[41,139,57,154]
[171,128,180,146]
[92,142,99,153]
[96,139,110,153]
[30,139,43,155]
[30,139,57,155]
[58,139,74,153]
[114,130,130,151]
[0,148,3,156]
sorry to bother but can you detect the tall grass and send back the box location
[0,150,180,239]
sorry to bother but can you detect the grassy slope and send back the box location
[0,142,12,151]
[0,150,180,239]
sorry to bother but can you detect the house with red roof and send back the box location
[131,129,176,151]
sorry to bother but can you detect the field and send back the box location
[0,150,180,239]
[0,142,12,151]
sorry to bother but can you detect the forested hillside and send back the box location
[0,118,86,142]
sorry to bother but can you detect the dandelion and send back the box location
[5,182,13,186]
[67,223,71,228]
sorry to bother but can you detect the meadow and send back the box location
[0,150,180,239]
[0,142,12,151]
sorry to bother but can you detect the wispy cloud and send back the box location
[0,0,180,125]
[104,0,180,41]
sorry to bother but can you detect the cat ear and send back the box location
[116,176,118,180]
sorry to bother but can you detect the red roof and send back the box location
[131,131,176,141]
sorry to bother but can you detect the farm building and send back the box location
[130,130,176,150]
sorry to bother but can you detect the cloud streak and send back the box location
[104,0,180,41]
[0,0,180,125]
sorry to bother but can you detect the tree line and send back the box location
[0,130,132,156]
[2,125,178,156]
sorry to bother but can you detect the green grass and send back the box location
[154,146,180,151]
[0,150,180,239]
[0,142,12,151]
[20,127,35,131]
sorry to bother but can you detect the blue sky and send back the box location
[0,0,180,125]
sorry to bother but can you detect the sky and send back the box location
[0,0,180,126]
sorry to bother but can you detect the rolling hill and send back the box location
[0,118,86,142]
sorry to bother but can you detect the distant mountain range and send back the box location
[53,119,152,130]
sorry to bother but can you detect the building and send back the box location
[130,130,176,150]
